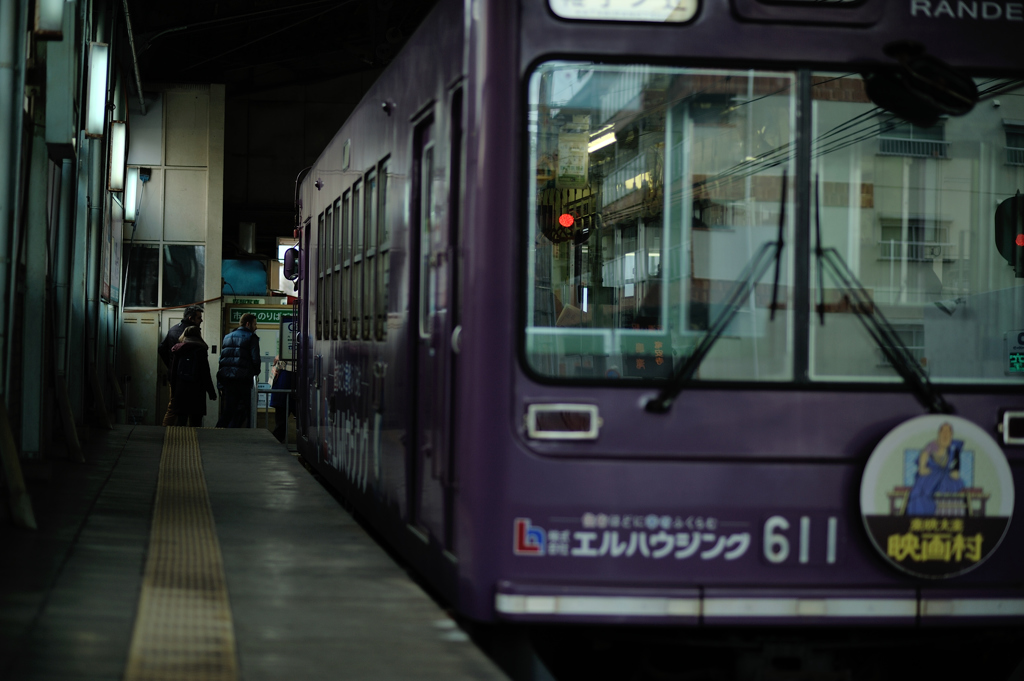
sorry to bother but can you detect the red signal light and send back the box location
[994,193,1024,277]
[558,213,575,229]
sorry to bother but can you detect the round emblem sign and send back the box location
[860,415,1015,578]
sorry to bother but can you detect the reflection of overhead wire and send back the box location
[696,113,903,187]
[545,65,1022,190]
[697,103,915,188]
[543,69,749,122]
[814,115,901,158]
[182,0,359,72]
[142,0,346,52]
[699,76,1023,186]
[977,78,1024,100]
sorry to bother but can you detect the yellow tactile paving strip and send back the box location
[124,426,239,681]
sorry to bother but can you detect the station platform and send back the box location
[0,425,509,681]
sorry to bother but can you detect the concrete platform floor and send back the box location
[0,425,509,681]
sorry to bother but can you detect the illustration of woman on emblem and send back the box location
[907,422,965,516]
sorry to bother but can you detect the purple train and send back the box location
[290,0,1024,674]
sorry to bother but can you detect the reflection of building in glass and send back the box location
[812,76,1024,382]
[527,64,1024,384]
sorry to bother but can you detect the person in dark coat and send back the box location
[216,313,261,428]
[159,305,204,426]
[270,356,295,443]
[168,325,217,427]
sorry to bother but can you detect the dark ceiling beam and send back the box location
[179,1,359,75]
[130,0,345,55]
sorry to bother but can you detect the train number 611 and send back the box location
[763,515,838,565]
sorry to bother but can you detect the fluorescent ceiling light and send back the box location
[588,132,616,154]
[85,43,109,138]
[34,0,64,38]
[124,167,139,222]
[108,121,127,192]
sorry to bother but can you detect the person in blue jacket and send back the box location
[216,313,261,428]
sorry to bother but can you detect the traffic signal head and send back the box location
[995,192,1024,278]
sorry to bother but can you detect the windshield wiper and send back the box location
[646,171,787,414]
[813,177,953,415]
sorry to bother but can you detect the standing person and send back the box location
[169,326,217,427]
[158,305,204,426]
[270,356,295,443]
[216,313,261,428]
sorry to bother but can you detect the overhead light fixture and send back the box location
[107,121,128,192]
[85,42,109,138]
[588,131,616,154]
[124,167,139,222]
[33,0,64,39]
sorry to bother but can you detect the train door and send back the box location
[410,112,451,542]
[300,217,321,458]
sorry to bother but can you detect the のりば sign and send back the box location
[860,415,1015,578]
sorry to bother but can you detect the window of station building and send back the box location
[122,244,160,308]
[364,168,377,340]
[340,189,351,339]
[162,245,205,308]
[376,158,391,341]
[878,118,948,159]
[351,180,362,337]
[1005,121,1024,166]
[122,242,206,310]
[332,198,341,339]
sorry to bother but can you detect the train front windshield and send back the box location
[525,63,1024,385]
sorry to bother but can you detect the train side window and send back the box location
[364,168,377,340]
[376,157,390,341]
[420,145,435,339]
[448,87,464,331]
[415,117,436,340]
[325,203,334,340]
[351,180,362,337]
[341,189,351,339]
[316,210,325,340]
[331,198,341,339]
